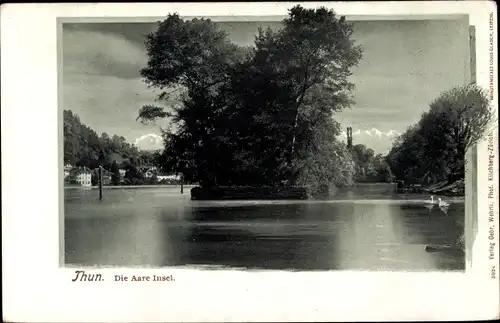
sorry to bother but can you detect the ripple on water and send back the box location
[64,189,465,271]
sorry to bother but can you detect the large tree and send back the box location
[349,144,393,183]
[226,7,362,186]
[138,6,363,188]
[137,14,248,187]
[387,84,493,185]
[110,160,121,185]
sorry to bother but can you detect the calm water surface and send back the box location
[64,187,465,271]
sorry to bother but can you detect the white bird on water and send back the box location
[438,198,450,208]
[423,196,436,214]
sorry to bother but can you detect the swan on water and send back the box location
[438,198,450,207]
[425,196,435,204]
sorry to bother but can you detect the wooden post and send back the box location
[99,166,103,200]
[180,173,184,194]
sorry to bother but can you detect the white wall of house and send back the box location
[76,173,92,187]
[157,175,181,181]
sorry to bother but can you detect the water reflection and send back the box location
[64,188,464,271]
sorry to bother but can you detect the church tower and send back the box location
[346,126,353,149]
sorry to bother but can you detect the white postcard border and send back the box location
[1,1,498,322]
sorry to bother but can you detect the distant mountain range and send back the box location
[339,127,401,153]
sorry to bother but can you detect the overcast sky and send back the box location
[62,17,471,153]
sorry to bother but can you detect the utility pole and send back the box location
[347,126,353,149]
[180,173,184,194]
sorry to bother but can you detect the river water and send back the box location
[64,186,465,271]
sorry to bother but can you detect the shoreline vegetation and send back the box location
[64,182,465,200]
[423,179,465,197]
[64,7,491,201]
[64,184,197,190]
[191,186,309,200]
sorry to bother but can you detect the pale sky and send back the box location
[62,18,471,153]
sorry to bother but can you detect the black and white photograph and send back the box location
[62,7,490,271]
[2,2,498,322]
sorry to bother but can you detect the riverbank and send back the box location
[64,184,197,190]
[424,179,465,197]
[191,186,309,200]
[190,183,403,200]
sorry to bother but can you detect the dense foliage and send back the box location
[350,144,394,183]
[138,6,363,189]
[110,161,121,185]
[386,84,493,185]
[63,110,160,169]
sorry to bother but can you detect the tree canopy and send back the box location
[138,6,363,189]
[350,144,394,183]
[387,84,493,185]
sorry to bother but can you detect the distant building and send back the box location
[93,168,112,185]
[101,174,112,185]
[157,174,181,182]
[119,169,126,182]
[64,164,73,178]
[68,167,92,187]
[346,126,353,149]
[145,167,158,179]
[137,165,158,179]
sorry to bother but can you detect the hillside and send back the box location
[63,110,160,169]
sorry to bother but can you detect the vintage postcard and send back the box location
[2,1,498,322]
